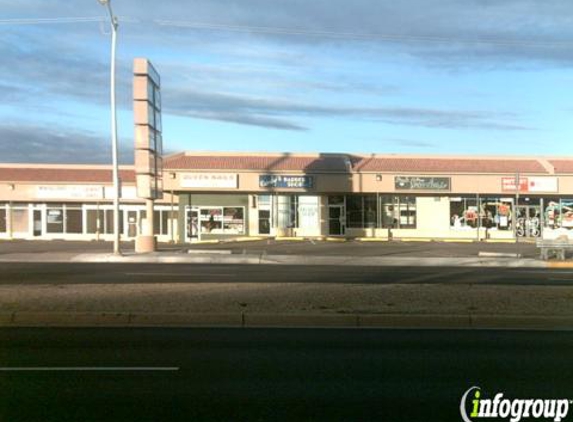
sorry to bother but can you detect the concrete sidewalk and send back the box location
[0,251,553,267]
[0,238,561,267]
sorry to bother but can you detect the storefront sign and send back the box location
[36,185,104,199]
[180,173,238,189]
[259,175,314,189]
[134,58,163,200]
[501,177,558,193]
[395,176,450,191]
[104,186,137,200]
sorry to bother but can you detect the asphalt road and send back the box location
[0,262,572,285]
[0,328,572,422]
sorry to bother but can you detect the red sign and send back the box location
[502,177,529,192]
[501,177,559,193]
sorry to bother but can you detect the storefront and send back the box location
[178,194,249,242]
[2,153,573,243]
[0,165,177,242]
[0,202,178,242]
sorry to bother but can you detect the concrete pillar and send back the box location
[135,199,156,253]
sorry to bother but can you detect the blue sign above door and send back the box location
[259,175,314,189]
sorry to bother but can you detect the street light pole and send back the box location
[98,0,121,255]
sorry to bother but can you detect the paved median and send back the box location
[0,251,561,268]
[1,311,572,330]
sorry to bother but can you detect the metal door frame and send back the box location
[516,204,541,237]
[328,204,346,236]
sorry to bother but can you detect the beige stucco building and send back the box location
[1,151,573,243]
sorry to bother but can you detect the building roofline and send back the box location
[179,150,349,158]
[0,163,135,170]
[172,150,573,161]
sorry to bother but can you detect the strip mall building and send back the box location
[1,152,573,243]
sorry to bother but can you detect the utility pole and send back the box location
[98,0,121,255]
[515,172,521,257]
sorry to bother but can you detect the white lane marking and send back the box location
[0,367,179,371]
[125,272,236,277]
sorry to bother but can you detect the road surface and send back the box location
[1,328,572,421]
[0,262,572,285]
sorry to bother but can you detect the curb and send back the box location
[0,252,551,267]
[274,237,307,241]
[1,312,572,330]
[548,262,573,269]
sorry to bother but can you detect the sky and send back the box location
[1,0,573,163]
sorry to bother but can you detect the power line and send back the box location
[154,19,573,48]
[2,16,570,49]
[0,16,139,25]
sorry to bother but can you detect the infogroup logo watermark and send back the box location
[460,386,571,422]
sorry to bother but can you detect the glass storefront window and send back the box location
[12,208,28,233]
[87,210,103,234]
[154,210,161,235]
[0,204,6,233]
[328,196,345,205]
[200,208,223,234]
[223,207,244,234]
[450,197,478,228]
[544,199,573,229]
[398,196,416,228]
[86,209,123,234]
[346,196,363,228]
[380,195,416,229]
[297,196,319,230]
[364,196,377,229]
[46,206,64,233]
[480,198,513,230]
[380,195,397,228]
[105,210,114,234]
[258,195,271,206]
[343,195,378,229]
[276,196,297,229]
[161,210,171,236]
[559,200,573,229]
[66,208,83,234]
[102,209,123,234]
[195,207,244,235]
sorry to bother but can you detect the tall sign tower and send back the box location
[133,58,163,252]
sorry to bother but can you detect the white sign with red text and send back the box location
[501,177,558,193]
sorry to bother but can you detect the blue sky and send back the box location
[1,0,573,163]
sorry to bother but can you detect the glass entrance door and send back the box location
[328,205,345,236]
[258,210,271,235]
[185,208,199,242]
[33,209,42,237]
[516,205,541,237]
[126,210,138,238]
